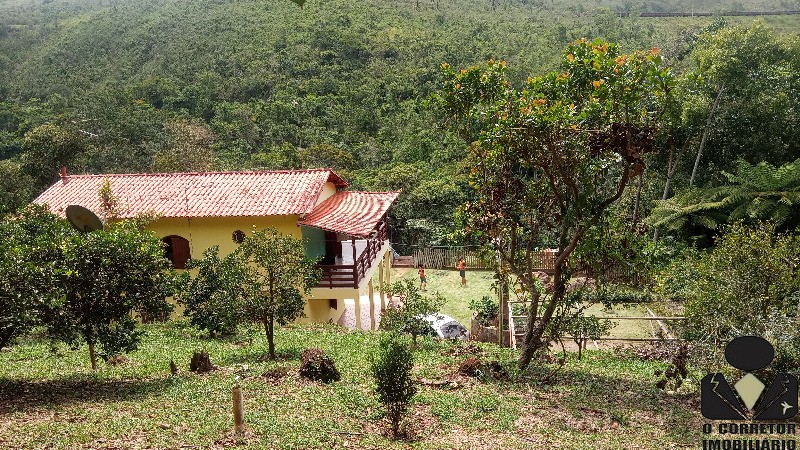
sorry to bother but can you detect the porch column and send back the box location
[378,259,386,312]
[384,251,391,287]
[368,278,375,331]
[353,289,362,330]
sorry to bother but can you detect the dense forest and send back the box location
[2,0,800,250]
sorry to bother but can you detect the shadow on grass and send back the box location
[218,346,303,365]
[0,375,172,413]
[510,362,702,446]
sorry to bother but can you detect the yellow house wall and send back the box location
[146,199,353,325]
[147,215,301,259]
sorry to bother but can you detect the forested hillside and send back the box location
[2,0,800,248]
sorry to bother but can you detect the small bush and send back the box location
[179,246,245,337]
[298,348,341,383]
[380,280,444,343]
[655,343,689,390]
[372,335,416,438]
[469,295,499,326]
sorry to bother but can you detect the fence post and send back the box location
[232,381,245,434]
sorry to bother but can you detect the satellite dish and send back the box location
[65,205,104,232]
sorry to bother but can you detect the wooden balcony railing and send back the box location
[315,221,388,289]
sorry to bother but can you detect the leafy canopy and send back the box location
[664,222,800,374]
[179,246,247,337]
[434,39,672,369]
[47,220,176,369]
[180,227,320,359]
[0,205,70,349]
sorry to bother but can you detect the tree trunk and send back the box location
[516,227,582,371]
[632,171,644,224]
[0,328,13,350]
[517,285,555,370]
[190,350,215,373]
[516,315,548,370]
[689,85,725,187]
[653,137,690,241]
[89,341,98,371]
[265,317,276,360]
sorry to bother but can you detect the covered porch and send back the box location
[298,190,398,290]
[299,190,398,331]
[314,220,389,289]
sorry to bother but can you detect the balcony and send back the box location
[316,221,388,289]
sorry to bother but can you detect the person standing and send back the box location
[418,264,428,291]
[457,257,467,287]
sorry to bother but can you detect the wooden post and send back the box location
[385,251,391,287]
[89,342,98,371]
[368,278,375,331]
[232,382,245,434]
[353,289,362,330]
[379,260,386,312]
[351,238,358,287]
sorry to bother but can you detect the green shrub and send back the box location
[469,295,499,326]
[371,335,416,438]
[379,280,444,343]
[179,246,246,337]
[674,223,800,374]
[593,285,654,306]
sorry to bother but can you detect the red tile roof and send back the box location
[298,191,400,238]
[34,169,348,218]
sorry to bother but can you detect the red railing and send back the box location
[316,221,388,289]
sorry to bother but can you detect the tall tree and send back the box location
[21,123,83,191]
[435,40,672,369]
[680,22,800,186]
[152,119,217,173]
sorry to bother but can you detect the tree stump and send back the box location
[299,348,340,383]
[190,350,215,373]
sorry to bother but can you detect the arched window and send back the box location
[161,235,191,269]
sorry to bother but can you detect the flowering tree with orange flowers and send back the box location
[434,39,673,370]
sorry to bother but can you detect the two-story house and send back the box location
[34,168,398,330]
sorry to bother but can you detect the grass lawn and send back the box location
[387,268,658,341]
[0,321,713,449]
[388,268,497,327]
[582,303,656,340]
